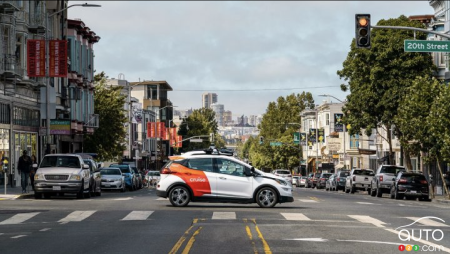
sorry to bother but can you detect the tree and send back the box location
[337,15,435,165]
[177,108,218,152]
[84,72,128,161]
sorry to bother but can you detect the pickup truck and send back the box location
[345,168,374,194]
[370,165,406,197]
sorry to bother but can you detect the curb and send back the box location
[17,193,34,199]
[434,198,450,205]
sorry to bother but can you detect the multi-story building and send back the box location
[202,92,217,109]
[210,103,224,126]
[0,1,99,187]
[223,110,233,126]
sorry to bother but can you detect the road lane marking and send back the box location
[39,228,51,232]
[0,212,40,225]
[348,215,386,228]
[243,219,258,254]
[113,197,133,201]
[58,211,96,222]
[405,217,448,227]
[356,202,379,205]
[121,211,154,221]
[252,219,272,254]
[297,199,317,203]
[11,235,26,239]
[181,226,203,254]
[336,239,403,245]
[285,238,328,242]
[281,213,311,221]
[212,212,236,220]
[156,198,166,200]
[169,219,198,254]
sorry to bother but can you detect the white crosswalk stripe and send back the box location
[212,212,236,220]
[114,197,133,201]
[348,215,386,228]
[121,211,154,221]
[281,213,311,221]
[58,211,96,222]
[298,199,318,203]
[0,212,40,225]
[405,217,449,227]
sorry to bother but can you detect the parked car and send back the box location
[145,171,161,187]
[370,165,406,197]
[82,157,102,197]
[345,168,374,194]
[292,176,300,187]
[309,172,321,188]
[271,169,293,184]
[131,166,143,189]
[34,154,94,199]
[325,174,337,191]
[110,164,138,191]
[305,173,314,188]
[298,176,307,187]
[335,170,351,191]
[100,167,126,192]
[390,171,431,201]
[317,173,333,189]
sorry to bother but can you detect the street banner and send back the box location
[309,129,316,144]
[157,122,165,138]
[176,135,183,148]
[318,128,325,143]
[27,40,46,77]
[294,132,307,145]
[334,113,344,132]
[170,127,177,138]
[49,40,67,77]
[294,132,300,145]
[147,122,156,138]
[162,124,168,140]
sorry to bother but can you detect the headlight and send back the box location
[69,174,81,181]
[275,179,288,186]
[34,173,45,180]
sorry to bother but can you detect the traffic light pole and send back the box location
[371,25,450,40]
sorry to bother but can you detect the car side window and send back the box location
[216,158,246,177]
[187,158,214,172]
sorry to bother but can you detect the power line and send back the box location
[173,85,340,92]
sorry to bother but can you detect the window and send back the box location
[187,158,213,172]
[326,113,330,126]
[146,85,158,100]
[350,134,359,148]
[216,158,246,177]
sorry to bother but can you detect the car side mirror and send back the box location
[83,164,89,169]
[244,167,252,176]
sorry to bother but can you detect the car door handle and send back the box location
[219,177,227,180]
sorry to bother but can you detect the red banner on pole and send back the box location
[157,122,165,138]
[176,135,182,148]
[147,122,156,138]
[49,40,67,77]
[27,40,46,77]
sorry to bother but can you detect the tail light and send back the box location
[398,179,407,184]
[353,176,356,181]
[420,180,428,184]
[337,177,340,181]
[379,175,383,182]
[161,168,172,174]
[320,178,325,181]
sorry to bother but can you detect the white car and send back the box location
[157,151,294,208]
[271,169,293,184]
[145,171,161,187]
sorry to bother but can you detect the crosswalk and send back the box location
[0,211,448,228]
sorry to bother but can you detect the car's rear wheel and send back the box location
[95,185,102,196]
[169,186,190,207]
[376,186,383,198]
[370,185,376,197]
[256,187,278,208]
[395,190,403,200]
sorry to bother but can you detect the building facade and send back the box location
[202,92,217,109]
[210,103,224,127]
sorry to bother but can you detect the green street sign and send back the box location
[270,142,282,147]
[404,40,450,52]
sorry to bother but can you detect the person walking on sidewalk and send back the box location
[18,150,32,193]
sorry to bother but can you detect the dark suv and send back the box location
[335,170,350,191]
[316,173,332,189]
[390,172,430,201]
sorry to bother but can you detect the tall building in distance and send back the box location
[211,103,224,126]
[202,93,218,109]
[223,110,233,126]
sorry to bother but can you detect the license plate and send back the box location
[410,190,417,194]
[52,186,61,191]
[105,184,110,187]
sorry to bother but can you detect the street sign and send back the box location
[404,40,450,52]
[270,142,282,147]
[190,139,203,143]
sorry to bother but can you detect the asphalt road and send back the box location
[0,187,449,254]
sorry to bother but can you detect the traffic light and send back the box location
[355,14,371,48]
[259,136,264,144]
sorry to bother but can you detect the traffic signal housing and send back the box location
[259,136,264,145]
[355,14,371,48]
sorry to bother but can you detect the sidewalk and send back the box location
[433,194,450,205]
[0,184,34,200]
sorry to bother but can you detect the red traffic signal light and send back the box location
[355,14,371,48]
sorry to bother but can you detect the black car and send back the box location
[335,170,350,191]
[317,173,333,189]
[390,172,431,201]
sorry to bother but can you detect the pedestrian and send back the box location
[18,150,32,193]
[29,154,37,191]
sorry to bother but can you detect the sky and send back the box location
[69,1,434,117]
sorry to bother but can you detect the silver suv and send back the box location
[271,169,292,184]
[370,165,406,197]
[34,154,94,199]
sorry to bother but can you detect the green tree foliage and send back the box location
[245,92,314,171]
[429,83,450,162]
[337,15,435,164]
[177,108,218,152]
[84,72,127,161]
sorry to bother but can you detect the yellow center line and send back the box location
[181,226,203,254]
[252,219,272,254]
[309,196,320,201]
[244,219,258,254]
[168,219,198,254]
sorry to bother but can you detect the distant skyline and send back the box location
[69,1,433,116]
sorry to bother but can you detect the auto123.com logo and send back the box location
[397,216,445,252]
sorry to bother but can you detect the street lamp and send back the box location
[319,94,347,169]
[45,3,101,153]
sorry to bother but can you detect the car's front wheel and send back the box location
[256,187,278,208]
[169,186,190,207]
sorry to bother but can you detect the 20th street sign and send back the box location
[404,40,450,52]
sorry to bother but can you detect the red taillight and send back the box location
[353,176,356,181]
[379,175,383,182]
[161,168,172,174]
[398,179,407,184]
[337,177,340,181]
[420,180,428,184]
[320,178,325,181]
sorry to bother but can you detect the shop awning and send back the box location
[307,158,315,164]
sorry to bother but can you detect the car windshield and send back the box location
[380,166,405,174]
[110,165,131,173]
[276,170,290,175]
[322,173,332,178]
[314,173,321,177]
[147,171,160,176]
[339,171,350,177]
[132,167,139,174]
[39,156,80,168]
[402,174,426,182]
[353,170,374,176]
[101,168,122,175]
